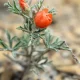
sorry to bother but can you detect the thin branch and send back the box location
[35,48,48,53]
[64,42,80,64]
[30,45,34,56]
[0,48,12,52]
[35,49,50,62]
[70,50,80,64]
[3,53,28,67]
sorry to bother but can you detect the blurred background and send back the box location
[0,0,80,80]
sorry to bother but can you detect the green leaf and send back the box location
[17,26,23,30]
[12,51,18,58]
[7,1,12,7]
[4,0,21,15]
[11,36,19,41]
[45,61,52,66]
[35,64,44,71]
[34,28,45,33]
[43,30,70,52]
[6,30,12,48]
[25,18,32,31]
[38,57,48,65]
[20,34,31,48]
[43,31,53,47]
[24,23,28,30]
[54,38,59,44]
[49,8,56,15]
[0,39,8,49]
[31,0,44,11]
[33,38,40,46]
[7,1,13,9]
[37,0,44,10]
[4,2,8,6]
[13,0,19,11]
[13,41,21,51]
[51,38,70,51]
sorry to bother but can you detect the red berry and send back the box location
[19,0,28,10]
[34,8,53,28]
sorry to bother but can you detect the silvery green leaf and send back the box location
[4,2,8,6]
[13,0,19,11]
[12,51,17,58]
[38,57,48,65]
[31,0,44,11]
[11,36,19,41]
[6,30,12,48]
[35,64,44,71]
[0,39,8,49]
[20,34,31,48]
[49,8,56,15]
[13,41,21,51]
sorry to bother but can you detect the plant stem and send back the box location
[70,50,80,64]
